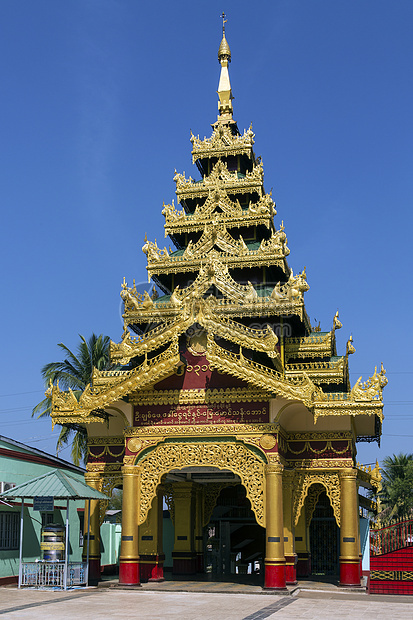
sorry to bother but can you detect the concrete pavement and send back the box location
[0,582,413,619]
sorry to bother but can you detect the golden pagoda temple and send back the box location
[49,18,386,589]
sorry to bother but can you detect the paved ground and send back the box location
[0,581,413,619]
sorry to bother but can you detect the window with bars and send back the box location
[0,512,19,550]
[41,512,55,527]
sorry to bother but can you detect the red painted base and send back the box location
[88,558,101,585]
[339,560,361,587]
[119,561,140,586]
[285,563,297,585]
[148,563,165,582]
[264,563,287,589]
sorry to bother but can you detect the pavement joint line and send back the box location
[240,597,297,619]
[0,590,99,616]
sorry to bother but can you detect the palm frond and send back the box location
[33,333,111,465]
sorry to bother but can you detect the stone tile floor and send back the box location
[0,578,412,619]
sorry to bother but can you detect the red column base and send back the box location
[264,562,287,589]
[285,565,297,585]
[339,560,361,587]
[88,558,101,585]
[119,560,140,586]
[139,555,165,582]
[148,562,165,582]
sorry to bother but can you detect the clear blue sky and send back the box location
[1,0,412,466]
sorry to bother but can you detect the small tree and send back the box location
[379,453,413,520]
[32,333,111,466]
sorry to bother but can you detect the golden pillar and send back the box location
[119,465,140,585]
[283,470,297,585]
[264,462,286,589]
[139,487,164,582]
[83,471,102,585]
[339,468,360,586]
[172,481,197,575]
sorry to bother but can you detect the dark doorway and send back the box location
[205,484,265,582]
[309,491,339,575]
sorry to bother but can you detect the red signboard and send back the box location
[134,401,269,426]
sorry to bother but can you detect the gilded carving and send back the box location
[128,438,143,453]
[191,123,255,163]
[49,339,181,423]
[86,463,122,473]
[99,474,122,525]
[287,459,353,469]
[286,439,351,456]
[259,434,277,450]
[305,483,324,527]
[128,387,272,406]
[293,471,341,527]
[126,423,281,437]
[137,441,265,527]
[350,363,388,401]
[206,335,316,408]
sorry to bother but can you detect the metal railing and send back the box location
[20,562,88,588]
[370,518,413,556]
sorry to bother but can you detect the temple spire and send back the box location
[217,12,234,122]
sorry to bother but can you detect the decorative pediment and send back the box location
[191,123,255,163]
[169,259,258,305]
[174,159,264,201]
[49,340,181,424]
[183,223,248,259]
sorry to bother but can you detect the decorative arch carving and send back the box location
[98,474,123,525]
[136,441,266,527]
[304,483,324,527]
[293,471,341,527]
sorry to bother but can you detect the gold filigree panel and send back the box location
[137,441,265,527]
[293,471,341,528]
[305,483,324,527]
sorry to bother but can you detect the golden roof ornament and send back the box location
[217,12,234,122]
[218,13,231,61]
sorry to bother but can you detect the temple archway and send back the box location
[135,440,266,527]
[309,489,340,576]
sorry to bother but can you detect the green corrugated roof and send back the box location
[0,469,109,500]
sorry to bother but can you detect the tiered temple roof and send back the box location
[49,20,386,446]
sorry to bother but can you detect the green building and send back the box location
[0,435,86,585]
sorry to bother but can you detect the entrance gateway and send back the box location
[49,18,386,589]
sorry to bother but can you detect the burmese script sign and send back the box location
[134,401,269,426]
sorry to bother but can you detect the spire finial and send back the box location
[218,12,231,62]
[222,12,227,35]
[217,13,233,122]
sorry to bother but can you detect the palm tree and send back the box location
[32,333,111,466]
[379,453,413,520]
